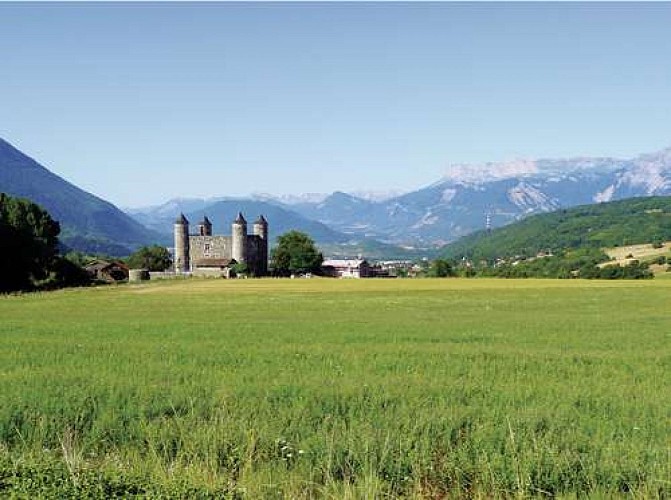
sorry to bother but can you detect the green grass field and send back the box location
[1,278,670,498]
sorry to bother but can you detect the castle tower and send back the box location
[174,213,190,273]
[253,215,269,275]
[198,216,212,236]
[232,212,247,264]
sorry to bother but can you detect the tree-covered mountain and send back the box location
[441,196,671,261]
[0,137,161,255]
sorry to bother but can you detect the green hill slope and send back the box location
[0,138,161,255]
[442,196,671,261]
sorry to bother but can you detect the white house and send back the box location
[322,259,371,278]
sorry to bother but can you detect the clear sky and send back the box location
[1,2,670,207]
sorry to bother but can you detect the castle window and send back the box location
[204,243,211,256]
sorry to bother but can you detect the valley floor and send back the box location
[1,278,669,497]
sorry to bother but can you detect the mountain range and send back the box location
[0,137,418,259]
[279,150,671,246]
[3,134,671,258]
[134,146,671,248]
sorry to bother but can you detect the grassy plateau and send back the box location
[1,278,670,498]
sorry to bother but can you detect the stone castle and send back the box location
[174,213,268,276]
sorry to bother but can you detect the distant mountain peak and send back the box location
[635,145,671,165]
[348,189,406,202]
[441,159,539,184]
[251,192,330,205]
[328,191,363,201]
[439,152,644,186]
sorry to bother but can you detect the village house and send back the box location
[322,258,372,278]
[85,259,129,282]
[376,260,418,277]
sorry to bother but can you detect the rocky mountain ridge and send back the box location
[128,145,671,248]
[267,147,671,245]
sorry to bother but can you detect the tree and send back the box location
[127,245,172,271]
[0,193,61,292]
[271,231,323,276]
[427,259,456,278]
[47,256,91,289]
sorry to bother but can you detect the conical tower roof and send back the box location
[234,212,247,224]
[254,214,267,225]
[175,213,189,224]
[199,215,212,226]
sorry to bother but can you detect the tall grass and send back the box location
[1,279,669,497]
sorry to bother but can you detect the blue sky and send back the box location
[1,2,670,207]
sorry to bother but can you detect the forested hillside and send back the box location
[442,196,671,261]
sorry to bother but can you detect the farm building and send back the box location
[191,257,236,278]
[322,259,372,278]
[85,260,129,282]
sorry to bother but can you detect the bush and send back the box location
[230,262,249,277]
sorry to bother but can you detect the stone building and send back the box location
[85,259,129,282]
[174,213,268,276]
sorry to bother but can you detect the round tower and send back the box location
[253,214,268,240]
[174,213,190,273]
[253,215,268,275]
[198,215,212,236]
[231,212,247,264]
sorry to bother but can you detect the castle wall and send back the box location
[189,236,232,266]
[246,235,268,276]
[246,235,260,275]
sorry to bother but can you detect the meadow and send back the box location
[0,278,669,498]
